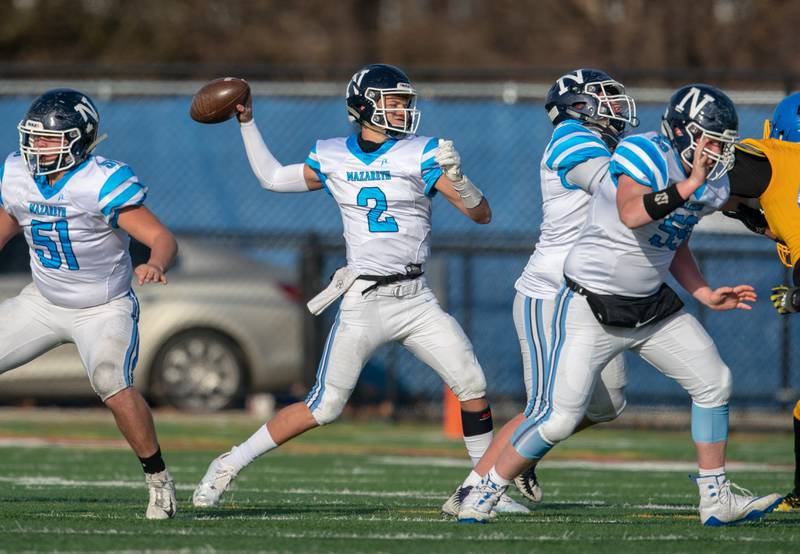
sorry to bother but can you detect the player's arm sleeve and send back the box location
[545,125,610,192]
[420,137,442,197]
[240,120,309,192]
[97,165,148,228]
[608,136,668,192]
[564,156,610,195]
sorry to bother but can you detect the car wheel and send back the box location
[150,329,247,411]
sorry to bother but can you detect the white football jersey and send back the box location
[0,153,147,308]
[564,131,729,297]
[515,121,611,299]
[306,134,442,275]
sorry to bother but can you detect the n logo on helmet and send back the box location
[675,87,715,119]
[74,97,98,123]
[556,70,584,94]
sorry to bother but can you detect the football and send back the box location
[190,77,250,124]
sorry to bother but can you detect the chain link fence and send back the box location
[0,81,796,410]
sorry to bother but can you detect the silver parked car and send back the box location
[0,237,304,410]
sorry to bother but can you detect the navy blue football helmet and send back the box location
[18,88,101,176]
[346,64,420,137]
[545,68,638,147]
[769,92,800,142]
[661,84,738,180]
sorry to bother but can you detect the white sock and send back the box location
[461,470,482,489]
[698,466,725,478]
[224,425,277,472]
[463,430,493,466]
[697,467,726,496]
[486,467,511,488]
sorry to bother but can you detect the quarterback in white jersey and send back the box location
[459,85,782,526]
[444,69,636,515]
[0,89,178,519]
[193,64,529,511]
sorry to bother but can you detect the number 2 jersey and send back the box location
[564,131,729,297]
[306,134,442,276]
[0,152,147,308]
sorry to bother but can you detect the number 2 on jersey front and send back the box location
[357,187,399,233]
[31,219,80,270]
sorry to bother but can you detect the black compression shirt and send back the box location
[727,147,772,198]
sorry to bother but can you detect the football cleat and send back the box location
[441,485,472,517]
[442,485,528,517]
[774,491,800,512]
[514,466,543,504]
[192,452,238,508]
[494,493,531,514]
[457,476,507,524]
[145,469,176,520]
[696,475,782,526]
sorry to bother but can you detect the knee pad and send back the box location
[692,366,732,408]
[586,386,627,423]
[537,409,583,445]
[307,382,351,426]
[92,361,128,401]
[452,365,487,402]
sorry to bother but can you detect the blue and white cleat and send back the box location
[697,475,782,526]
[443,484,529,517]
[457,476,507,523]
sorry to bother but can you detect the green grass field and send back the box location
[0,409,798,553]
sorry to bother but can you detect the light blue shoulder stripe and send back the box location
[305,143,331,195]
[625,136,668,187]
[546,136,609,171]
[608,146,658,192]
[98,165,135,202]
[422,137,439,155]
[101,182,145,216]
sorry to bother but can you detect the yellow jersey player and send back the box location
[722,93,800,511]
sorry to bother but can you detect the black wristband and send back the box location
[642,185,685,220]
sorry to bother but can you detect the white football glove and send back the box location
[435,139,463,181]
[434,138,483,209]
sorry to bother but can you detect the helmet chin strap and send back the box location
[86,133,108,154]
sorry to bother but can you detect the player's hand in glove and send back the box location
[770,285,800,314]
[722,203,768,235]
[435,139,463,182]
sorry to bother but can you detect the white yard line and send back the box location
[370,455,794,472]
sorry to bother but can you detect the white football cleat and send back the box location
[457,476,507,523]
[145,469,176,520]
[514,466,543,504]
[697,475,782,526]
[192,452,238,508]
[441,485,471,517]
[494,493,531,514]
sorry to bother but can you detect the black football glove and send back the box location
[722,203,768,235]
[770,285,800,315]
